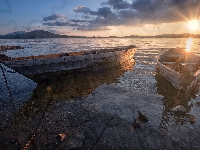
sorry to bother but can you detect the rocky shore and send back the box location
[0,97,178,150]
[0,45,24,51]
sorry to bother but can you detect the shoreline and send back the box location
[0,45,24,51]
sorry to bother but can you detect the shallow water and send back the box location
[0,38,200,149]
[0,38,199,57]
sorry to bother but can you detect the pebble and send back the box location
[171,105,186,113]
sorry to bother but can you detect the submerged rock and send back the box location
[187,115,196,124]
[134,111,149,128]
[0,54,11,61]
[41,133,66,149]
[0,45,24,51]
[0,138,22,150]
[171,105,186,113]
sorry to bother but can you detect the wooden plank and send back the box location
[180,62,197,65]
[161,62,174,64]
[167,54,181,57]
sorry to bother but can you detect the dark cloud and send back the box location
[70,19,88,23]
[73,5,96,15]
[43,0,200,31]
[82,15,92,19]
[43,20,78,26]
[118,8,138,19]
[43,14,66,21]
[96,7,116,18]
[163,0,195,7]
[102,0,131,10]
[74,5,116,18]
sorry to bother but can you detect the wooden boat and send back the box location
[0,45,136,82]
[156,48,200,92]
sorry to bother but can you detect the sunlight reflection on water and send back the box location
[0,38,200,57]
[186,38,193,52]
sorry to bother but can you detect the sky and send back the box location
[0,0,200,36]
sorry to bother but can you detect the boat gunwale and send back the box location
[2,45,137,62]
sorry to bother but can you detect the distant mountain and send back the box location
[0,30,63,39]
[1,30,199,39]
[6,31,26,36]
[0,30,88,39]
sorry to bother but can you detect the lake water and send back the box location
[0,38,200,149]
[0,38,200,57]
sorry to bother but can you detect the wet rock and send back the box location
[134,111,149,128]
[41,133,66,150]
[67,135,84,150]
[0,54,11,61]
[0,45,24,51]
[68,147,82,150]
[171,105,186,113]
[134,118,141,128]
[59,53,69,57]
[58,134,66,142]
[188,115,196,124]
[0,138,22,150]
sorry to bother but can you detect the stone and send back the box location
[188,115,196,124]
[58,134,66,142]
[134,111,149,128]
[0,54,11,61]
[171,105,186,113]
[138,111,149,122]
[0,45,24,51]
[59,53,69,57]
[41,133,66,149]
[0,138,22,150]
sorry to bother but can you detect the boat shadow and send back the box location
[14,62,135,122]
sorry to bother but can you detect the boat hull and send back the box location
[156,57,181,89]
[2,46,136,82]
[156,48,200,91]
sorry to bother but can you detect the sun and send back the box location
[188,20,199,31]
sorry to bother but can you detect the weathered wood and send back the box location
[2,45,136,82]
[156,48,200,92]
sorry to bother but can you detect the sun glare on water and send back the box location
[188,20,199,31]
[186,38,193,52]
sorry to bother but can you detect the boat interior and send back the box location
[160,48,200,73]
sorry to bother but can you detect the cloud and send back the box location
[73,5,96,15]
[43,0,200,31]
[96,7,116,18]
[77,25,111,31]
[43,20,79,26]
[48,29,70,35]
[43,14,66,21]
[102,0,131,10]
[70,19,88,23]
[73,5,116,18]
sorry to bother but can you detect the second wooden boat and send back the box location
[156,48,200,92]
